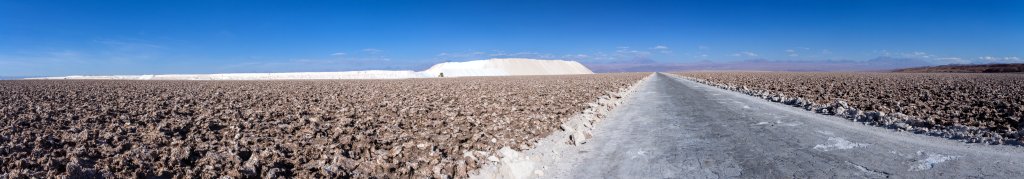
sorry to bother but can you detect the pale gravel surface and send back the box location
[543,73,1024,178]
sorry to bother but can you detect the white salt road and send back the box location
[544,73,1024,178]
[28,58,593,80]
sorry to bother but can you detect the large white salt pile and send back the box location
[420,58,593,77]
[29,58,594,80]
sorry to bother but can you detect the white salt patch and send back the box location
[476,147,537,179]
[813,137,868,151]
[909,151,959,171]
[779,121,803,127]
[815,130,834,136]
[630,149,648,159]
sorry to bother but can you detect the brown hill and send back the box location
[893,63,1024,73]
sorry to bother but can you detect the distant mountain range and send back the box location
[893,63,1024,73]
[586,57,932,72]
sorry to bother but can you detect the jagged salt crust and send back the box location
[670,74,1019,146]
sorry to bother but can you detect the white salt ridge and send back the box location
[813,137,868,151]
[29,58,593,80]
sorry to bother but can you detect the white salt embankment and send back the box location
[29,58,593,80]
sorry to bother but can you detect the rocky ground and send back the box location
[673,72,1024,145]
[0,73,647,178]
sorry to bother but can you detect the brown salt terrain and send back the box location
[673,72,1024,145]
[0,73,648,178]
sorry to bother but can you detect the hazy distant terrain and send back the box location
[894,63,1024,73]
[587,57,933,73]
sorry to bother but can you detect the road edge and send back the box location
[469,73,655,179]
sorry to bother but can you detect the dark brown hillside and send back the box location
[894,63,1024,73]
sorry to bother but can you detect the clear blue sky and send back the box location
[1,0,1022,76]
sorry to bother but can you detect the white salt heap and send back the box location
[29,58,593,80]
[421,58,593,77]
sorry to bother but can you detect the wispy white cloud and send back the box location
[784,49,799,57]
[732,51,759,57]
[932,57,969,64]
[362,48,382,54]
[781,47,839,59]
[93,39,165,63]
[0,49,101,76]
[908,51,932,58]
[651,45,672,54]
[0,50,87,65]
[616,47,652,56]
[873,50,1023,65]
[876,50,948,64]
[95,39,163,50]
[568,54,589,58]
[436,50,558,61]
[876,50,934,59]
[688,45,710,59]
[434,45,675,64]
[0,38,174,76]
[975,56,1023,64]
[44,50,87,63]
[224,49,399,72]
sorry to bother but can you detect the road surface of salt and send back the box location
[543,73,1024,178]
